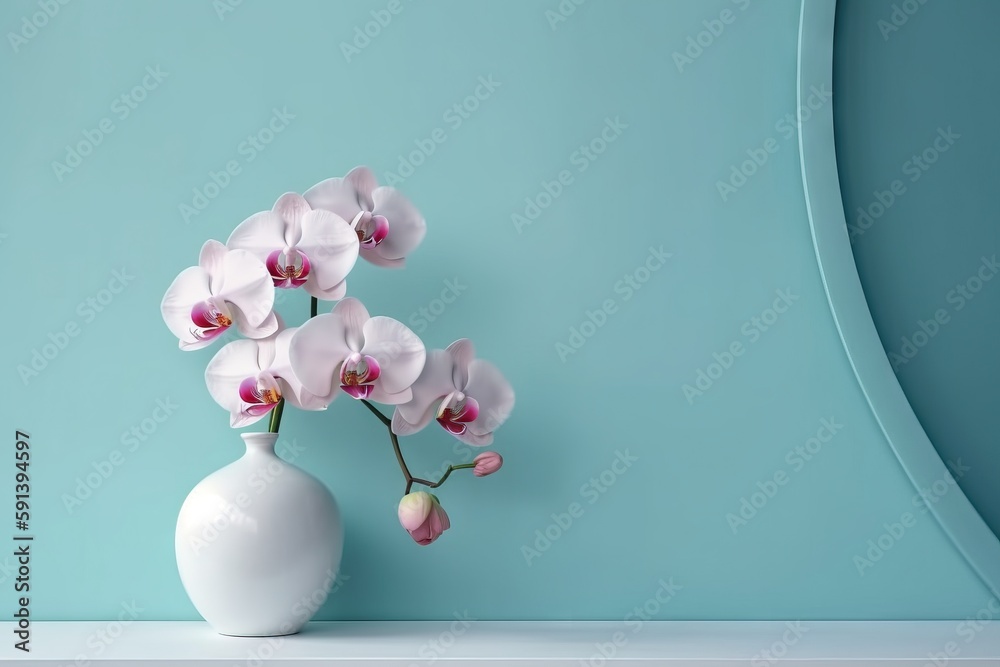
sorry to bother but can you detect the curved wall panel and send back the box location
[803,0,1000,599]
[833,0,1000,545]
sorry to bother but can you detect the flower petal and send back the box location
[446,339,475,390]
[341,353,380,385]
[270,328,329,411]
[205,340,262,416]
[231,409,269,429]
[345,166,377,211]
[187,303,232,344]
[256,330,279,369]
[288,313,355,399]
[304,175,364,222]
[464,359,515,436]
[303,278,348,301]
[338,353,380,400]
[331,297,371,351]
[178,338,219,352]
[438,418,468,435]
[298,209,359,290]
[368,385,412,405]
[453,430,494,447]
[473,451,503,477]
[289,249,310,287]
[360,215,389,249]
[245,402,279,417]
[440,393,479,423]
[272,192,311,244]
[198,240,229,294]
[398,492,432,531]
[427,502,450,538]
[239,376,263,404]
[161,266,212,348]
[391,409,423,436]
[217,248,275,327]
[340,384,374,400]
[392,349,457,431]
[232,307,280,340]
[243,371,283,413]
[371,187,426,260]
[358,247,406,269]
[360,316,426,395]
[227,211,286,261]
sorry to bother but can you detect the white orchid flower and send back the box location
[304,166,426,269]
[289,298,426,405]
[391,339,514,446]
[227,192,360,301]
[161,240,278,350]
[205,327,328,428]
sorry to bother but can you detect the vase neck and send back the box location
[241,432,278,456]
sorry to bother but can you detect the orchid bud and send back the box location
[473,452,503,477]
[397,492,450,546]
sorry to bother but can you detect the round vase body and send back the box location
[175,432,342,636]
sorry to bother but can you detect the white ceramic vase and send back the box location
[175,432,343,636]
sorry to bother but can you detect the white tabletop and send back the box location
[4,620,1000,665]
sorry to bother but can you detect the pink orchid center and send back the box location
[238,375,282,416]
[353,211,389,249]
[266,248,311,288]
[436,393,480,435]
[189,298,233,341]
[339,353,381,399]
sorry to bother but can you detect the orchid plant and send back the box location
[161,167,514,545]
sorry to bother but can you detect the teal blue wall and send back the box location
[0,0,991,620]
[834,0,1000,546]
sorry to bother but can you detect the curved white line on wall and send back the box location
[796,0,1000,596]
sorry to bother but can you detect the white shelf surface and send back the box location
[4,621,1000,665]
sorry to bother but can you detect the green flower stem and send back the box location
[268,397,286,434]
[409,463,476,491]
[310,296,318,318]
[359,399,475,494]
[359,399,412,491]
[360,398,392,427]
